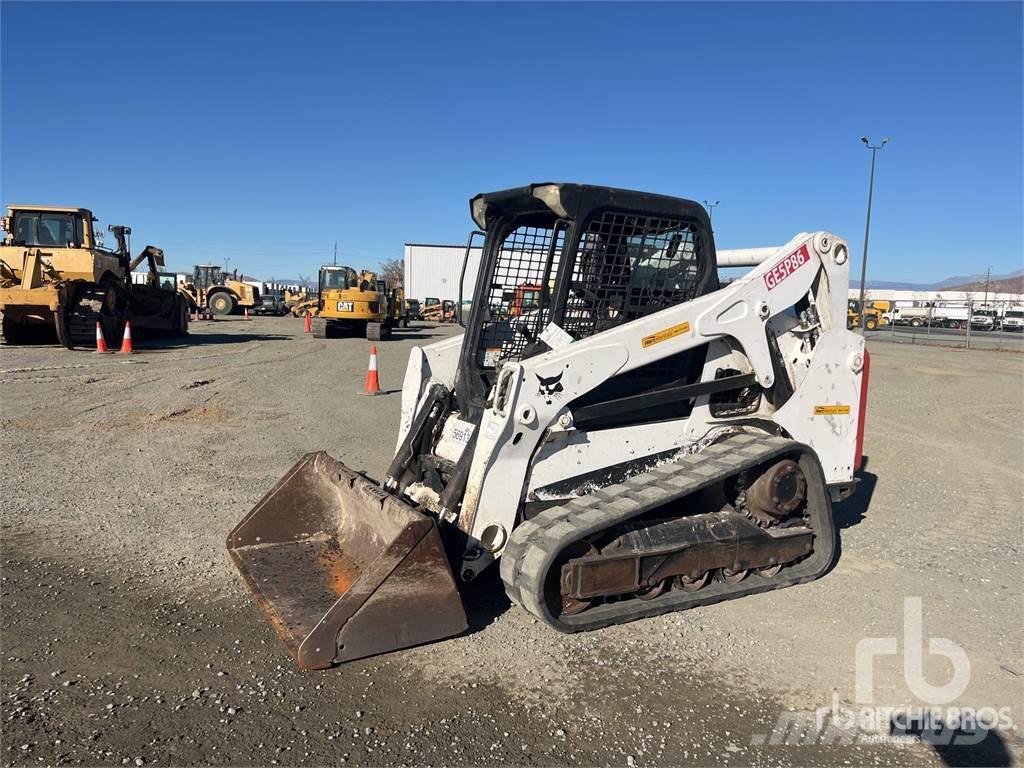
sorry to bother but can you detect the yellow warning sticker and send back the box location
[814,404,851,416]
[641,321,690,348]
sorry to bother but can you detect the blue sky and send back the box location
[2,2,1022,283]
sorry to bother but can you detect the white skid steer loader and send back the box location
[228,183,869,669]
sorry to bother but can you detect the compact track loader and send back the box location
[229,183,868,669]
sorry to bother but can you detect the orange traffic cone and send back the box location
[94,321,109,353]
[364,345,381,395]
[244,307,250,320]
[304,311,312,333]
[118,320,134,354]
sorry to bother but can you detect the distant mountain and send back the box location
[944,274,1024,294]
[856,269,1024,292]
[861,279,933,290]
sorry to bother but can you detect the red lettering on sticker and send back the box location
[763,244,811,291]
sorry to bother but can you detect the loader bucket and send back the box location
[227,452,468,669]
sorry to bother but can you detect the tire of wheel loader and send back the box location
[227,452,468,669]
[209,291,236,316]
[865,316,878,331]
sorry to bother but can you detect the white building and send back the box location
[847,287,1024,307]
[405,241,1024,311]
[404,243,483,302]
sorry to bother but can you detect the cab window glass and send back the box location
[12,212,83,248]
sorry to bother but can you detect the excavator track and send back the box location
[499,432,838,633]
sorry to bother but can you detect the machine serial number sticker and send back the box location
[337,301,354,312]
[764,244,811,291]
[450,422,475,446]
[641,322,690,348]
[813,404,851,416]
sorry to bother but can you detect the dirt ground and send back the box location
[2,317,1022,767]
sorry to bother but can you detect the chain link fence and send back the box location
[861,299,1024,352]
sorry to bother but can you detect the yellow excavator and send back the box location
[310,265,399,340]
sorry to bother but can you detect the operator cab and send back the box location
[194,264,229,290]
[456,183,718,416]
[319,266,360,292]
[4,207,92,249]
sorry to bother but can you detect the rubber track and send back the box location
[499,432,838,633]
[311,317,328,338]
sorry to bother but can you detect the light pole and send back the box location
[703,200,720,224]
[857,136,889,330]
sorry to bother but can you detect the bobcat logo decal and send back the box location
[536,371,564,405]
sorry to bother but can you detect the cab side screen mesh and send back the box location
[562,211,701,341]
[477,224,564,366]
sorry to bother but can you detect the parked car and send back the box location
[252,291,288,316]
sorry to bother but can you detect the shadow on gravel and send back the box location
[834,459,877,531]
[137,332,292,348]
[890,716,1014,767]
[458,565,513,634]
[389,331,445,340]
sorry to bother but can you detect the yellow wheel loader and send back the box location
[228,183,868,669]
[179,265,259,316]
[846,298,886,331]
[0,205,189,348]
[309,266,396,340]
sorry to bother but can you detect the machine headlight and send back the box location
[531,184,569,219]
[470,196,488,230]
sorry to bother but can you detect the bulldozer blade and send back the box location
[227,452,468,670]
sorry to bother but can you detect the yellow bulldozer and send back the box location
[179,265,259,316]
[310,265,403,340]
[0,205,189,348]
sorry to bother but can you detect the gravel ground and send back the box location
[2,317,1021,767]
